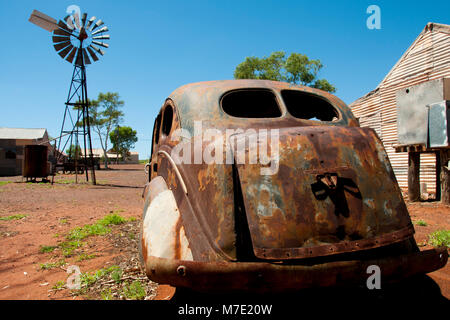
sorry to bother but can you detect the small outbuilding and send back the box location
[0,127,51,176]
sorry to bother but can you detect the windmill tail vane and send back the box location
[29,9,111,185]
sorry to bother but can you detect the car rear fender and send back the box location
[141,176,194,263]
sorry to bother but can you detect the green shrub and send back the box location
[428,230,450,248]
[66,213,127,241]
[414,220,428,226]
[40,259,66,270]
[59,240,84,257]
[122,281,146,300]
[0,214,27,221]
[76,253,96,262]
[39,245,57,253]
[99,213,127,226]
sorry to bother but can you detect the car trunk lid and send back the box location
[231,126,414,260]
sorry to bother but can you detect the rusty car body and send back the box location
[139,80,447,292]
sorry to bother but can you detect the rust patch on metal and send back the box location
[255,224,415,260]
[141,237,148,264]
[174,218,182,260]
[197,168,208,191]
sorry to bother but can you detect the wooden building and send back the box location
[0,128,51,176]
[349,22,450,201]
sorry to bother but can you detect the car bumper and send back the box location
[144,247,448,292]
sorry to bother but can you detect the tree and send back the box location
[77,92,124,169]
[109,126,138,163]
[234,51,336,93]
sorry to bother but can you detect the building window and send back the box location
[5,148,16,159]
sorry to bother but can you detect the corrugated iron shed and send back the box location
[0,128,47,140]
[349,22,450,192]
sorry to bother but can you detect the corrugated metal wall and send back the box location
[350,23,450,192]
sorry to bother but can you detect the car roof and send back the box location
[167,80,356,134]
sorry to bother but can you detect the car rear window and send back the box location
[221,89,282,118]
[281,90,339,121]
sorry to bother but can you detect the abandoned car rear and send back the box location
[139,80,447,292]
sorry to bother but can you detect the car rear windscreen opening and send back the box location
[281,90,339,121]
[221,89,282,118]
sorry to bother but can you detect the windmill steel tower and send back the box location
[29,9,111,185]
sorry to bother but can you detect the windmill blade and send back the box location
[87,46,99,62]
[90,19,103,32]
[63,13,80,30]
[92,34,110,40]
[81,13,87,27]
[61,16,74,30]
[29,10,58,32]
[54,40,71,51]
[82,49,91,65]
[66,47,78,63]
[90,44,105,56]
[53,27,72,37]
[92,40,109,48]
[91,26,108,36]
[86,16,96,29]
[58,45,73,59]
[52,35,70,44]
[58,20,74,32]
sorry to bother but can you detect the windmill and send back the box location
[29,9,111,185]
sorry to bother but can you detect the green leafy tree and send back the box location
[109,126,138,163]
[234,51,336,93]
[74,92,124,168]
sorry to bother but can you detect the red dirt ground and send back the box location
[0,164,448,300]
[0,164,147,300]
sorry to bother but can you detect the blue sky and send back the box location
[0,0,449,159]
